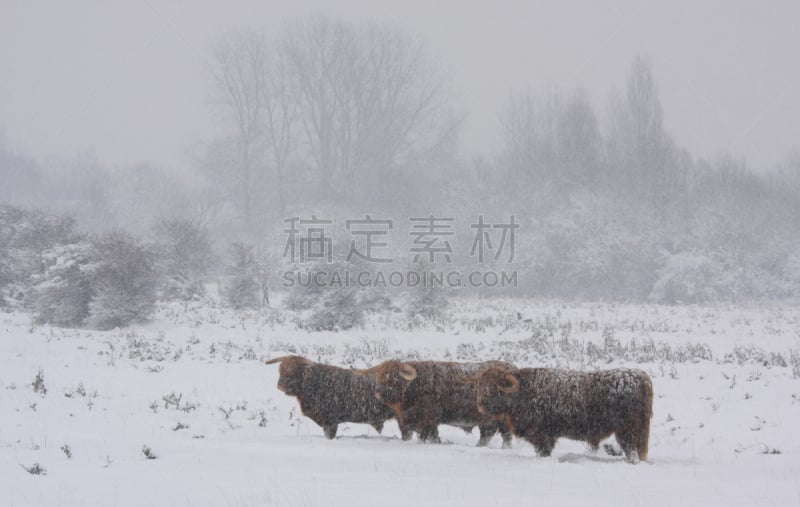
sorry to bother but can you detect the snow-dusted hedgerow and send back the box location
[87,232,158,330]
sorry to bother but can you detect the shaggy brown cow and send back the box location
[355,360,513,447]
[266,356,394,439]
[471,365,653,463]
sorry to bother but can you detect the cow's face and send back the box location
[370,361,417,405]
[475,367,518,417]
[274,356,310,396]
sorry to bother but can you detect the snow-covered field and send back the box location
[2,297,800,506]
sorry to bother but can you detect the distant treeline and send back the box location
[1,15,799,303]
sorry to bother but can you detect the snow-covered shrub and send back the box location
[790,350,800,380]
[518,194,662,301]
[284,261,327,311]
[357,286,396,314]
[29,241,96,326]
[31,369,47,396]
[649,252,732,304]
[152,218,214,301]
[400,258,448,323]
[282,259,370,329]
[0,208,14,298]
[141,445,158,460]
[0,249,11,307]
[0,205,78,305]
[285,257,393,328]
[284,260,357,311]
[25,229,160,329]
[220,242,262,310]
[87,232,158,330]
[305,286,364,331]
[21,463,46,475]
[406,285,449,323]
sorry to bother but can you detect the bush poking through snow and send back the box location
[61,444,72,459]
[31,369,46,396]
[220,243,263,310]
[649,252,729,304]
[162,392,183,410]
[405,262,450,324]
[87,232,158,330]
[21,463,46,475]
[791,350,800,379]
[152,218,215,301]
[30,241,96,327]
[65,382,87,398]
[141,445,158,460]
[0,205,80,308]
[306,286,364,331]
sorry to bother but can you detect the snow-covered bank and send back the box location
[2,299,799,506]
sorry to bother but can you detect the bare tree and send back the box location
[495,88,563,206]
[207,17,458,220]
[280,15,457,206]
[208,29,269,231]
[556,88,600,188]
[607,54,678,205]
[261,43,299,218]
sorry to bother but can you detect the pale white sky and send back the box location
[0,0,798,172]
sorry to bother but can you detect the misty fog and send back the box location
[2,1,800,319]
[4,4,800,505]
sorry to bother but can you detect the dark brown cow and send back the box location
[355,360,513,446]
[266,356,394,439]
[471,365,653,463]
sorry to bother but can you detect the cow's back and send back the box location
[404,361,493,424]
[301,364,391,424]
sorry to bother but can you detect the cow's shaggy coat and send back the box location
[266,356,394,439]
[473,366,653,463]
[357,360,513,446]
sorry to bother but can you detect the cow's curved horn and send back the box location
[497,373,520,394]
[265,355,309,365]
[351,364,382,375]
[265,356,292,365]
[399,364,417,381]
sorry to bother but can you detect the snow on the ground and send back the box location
[2,298,800,506]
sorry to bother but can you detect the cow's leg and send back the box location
[372,421,385,434]
[323,424,338,439]
[418,426,441,444]
[477,423,497,447]
[636,420,651,462]
[529,434,555,457]
[394,413,413,441]
[397,420,413,441]
[616,432,640,464]
[500,427,513,449]
[497,420,513,449]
